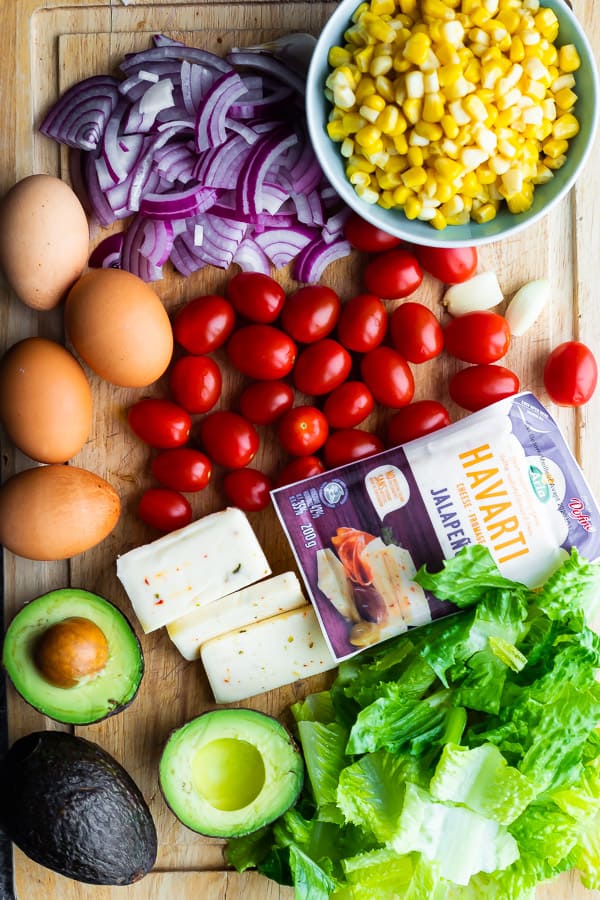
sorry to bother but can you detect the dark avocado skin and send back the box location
[0,731,157,885]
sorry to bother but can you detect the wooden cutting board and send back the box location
[1,1,600,896]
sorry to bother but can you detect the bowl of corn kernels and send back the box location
[306,0,599,247]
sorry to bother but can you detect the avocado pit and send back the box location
[34,616,109,688]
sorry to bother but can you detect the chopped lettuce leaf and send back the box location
[297,721,348,810]
[415,544,528,607]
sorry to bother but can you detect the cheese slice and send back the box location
[116,507,271,633]
[316,548,360,622]
[201,606,337,703]
[360,538,431,630]
[167,571,307,660]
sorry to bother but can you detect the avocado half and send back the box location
[0,731,157,885]
[2,588,144,725]
[159,708,304,838]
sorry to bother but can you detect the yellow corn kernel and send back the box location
[363,14,396,44]
[441,114,460,139]
[534,8,559,42]
[355,183,380,203]
[407,146,424,167]
[430,209,448,229]
[509,36,525,63]
[404,32,432,66]
[435,182,454,203]
[415,121,444,142]
[404,195,423,219]
[464,94,489,122]
[441,194,464,217]
[349,170,371,187]
[544,153,567,171]
[447,210,471,225]
[497,9,521,33]
[471,8,493,27]
[422,92,446,123]
[399,0,418,15]
[394,133,409,154]
[533,163,554,184]
[377,104,399,134]
[403,97,424,124]
[329,46,353,68]
[472,201,498,223]
[543,137,569,159]
[406,70,425,99]
[362,94,387,114]
[347,155,376,173]
[552,113,580,141]
[558,44,581,74]
[436,42,461,66]
[433,156,464,181]
[553,87,578,111]
[476,164,497,184]
[506,183,534,213]
[462,171,483,196]
[343,112,368,132]
[393,184,412,205]
[356,124,383,150]
[355,77,376,103]
[424,171,438,197]
[341,138,354,158]
[377,170,405,190]
[326,119,348,141]
[439,63,464,88]
[524,77,546,102]
[536,119,554,141]
[424,0,455,17]
[377,190,396,209]
[355,46,375,72]
[464,59,482,84]
[375,75,395,102]
[386,155,410,174]
[371,54,394,77]
[371,0,395,14]
[401,165,428,188]
[351,2,369,22]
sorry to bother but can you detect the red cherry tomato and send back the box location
[225,272,285,323]
[277,406,329,456]
[198,411,259,468]
[151,448,212,493]
[390,302,444,364]
[293,339,352,396]
[274,455,326,487]
[415,246,478,284]
[227,325,297,380]
[543,341,598,407]
[449,365,520,412]
[360,347,415,408]
[344,212,403,253]
[238,380,294,425]
[172,295,235,354]
[323,381,375,429]
[138,488,192,533]
[223,468,273,511]
[128,399,191,448]
[444,311,511,364]
[280,285,341,344]
[168,355,222,414]
[363,249,423,300]
[323,429,384,468]
[387,400,451,446]
[337,293,388,353]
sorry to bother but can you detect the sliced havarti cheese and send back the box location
[201,606,337,704]
[167,571,307,660]
[316,548,360,622]
[115,507,271,633]
[360,538,431,629]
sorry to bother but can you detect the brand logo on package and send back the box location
[568,498,596,533]
[319,479,348,508]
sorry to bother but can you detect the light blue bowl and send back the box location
[306,0,600,247]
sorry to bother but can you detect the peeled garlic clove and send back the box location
[443,271,504,317]
[505,279,551,336]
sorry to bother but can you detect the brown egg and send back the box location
[65,269,173,387]
[0,175,89,310]
[34,617,109,688]
[0,464,120,561]
[0,337,93,463]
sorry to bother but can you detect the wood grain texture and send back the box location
[1,1,600,897]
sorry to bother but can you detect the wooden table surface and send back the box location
[1,1,600,897]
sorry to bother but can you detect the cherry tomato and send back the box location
[444,311,511,364]
[277,406,329,456]
[280,285,341,343]
[390,302,444,364]
[337,293,388,353]
[227,325,297,380]
[543,341,598,407]
[168,355,222,414]
[172,294,235,354]
[363,248,423,300]
[223,468,273,512]
[360,347,415,408]
[138,488,192,533]
[226,271,285,323]
[151,448,212,493]
[293,339,352,396]
[415,245,478,284]
[449,364,520,412]
[323,429,384,468]
[128,399,191,448]
[275,455,326,487]
[197,411,259,468]
[238,380,294,425]
[323,381,375,429]
[387,400,451,446]
[344,212,402,253]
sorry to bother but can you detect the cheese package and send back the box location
[167,571,307,660]
[201,606,337,703]
[272,393,600,661]
[116,507,271,633]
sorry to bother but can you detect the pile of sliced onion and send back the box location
[40,34,351,283]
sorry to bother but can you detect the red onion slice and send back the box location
[293,236,352,283]
[226,50,305,96]
[89,233,124,268]
[40,76,121,151]
[236,124,297,216]
[194,70,249,152]
[232,238,272,274]
[255,225,318,269]
[121,46,232,76]
[140,183,218,220]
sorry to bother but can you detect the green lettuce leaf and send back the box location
[415,545,528,607]
[297,721,348,810]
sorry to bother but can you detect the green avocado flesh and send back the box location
[2,589,143,725]
[159,708,304,837]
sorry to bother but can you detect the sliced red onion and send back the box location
[139,218,175,266]
[194,70,248,152]
[121,46,232,76]
[255,225,317,269]
[226,50,305,96]
[322,207,351,244]
[85,151,118,226]
[229,83,294,119]
[293,236,352,283]
[40,76,121,151]
[102,103,145,184]
[153,142,197,183]
[89,233,124,268]
[237,125,297,216]
[140,183,218,219]
[193,133,253,189]
[232,238,272,274]
[121,216,164,281]
[68,148,92,214]
[153,34,187,49]
[181,61,217,115]
[170,237,207,277]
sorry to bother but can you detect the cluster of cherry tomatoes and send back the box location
[127,212,597,532]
